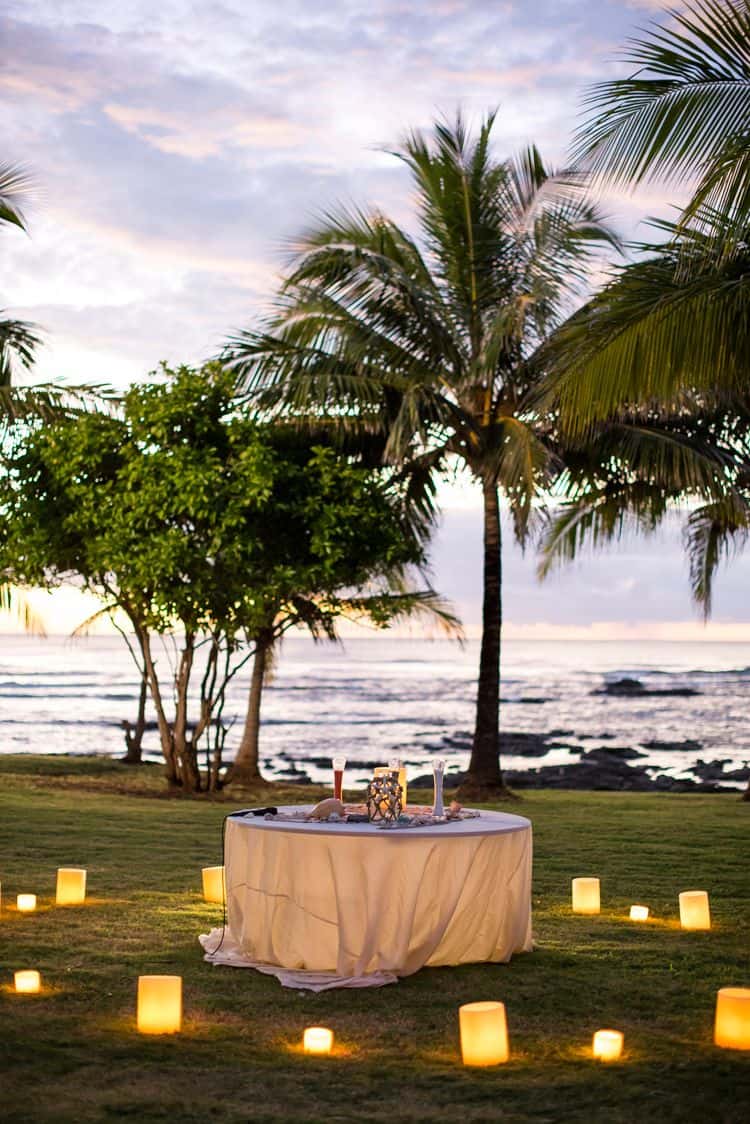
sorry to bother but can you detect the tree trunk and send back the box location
[172,639,202,792]
[458,478,506,799]
[140,628,180,787]
[228,631,272,785]
[121,669,147,764]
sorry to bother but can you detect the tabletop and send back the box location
[227,805,531,839]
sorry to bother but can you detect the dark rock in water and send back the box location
[501,732,551,757]
[505,757,730,793]
[409,772,466,789]
[595,677,700,698]
[724,766,750,781]
[582,746,646,761]
[441,734,471,748]
[640,738,703,752]
[548,729,575,738]
[690,758,750,782]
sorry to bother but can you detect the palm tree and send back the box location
[543,0,750,631]
[551,0,750,424]
[223,111,621,796]
[542,1,750,798]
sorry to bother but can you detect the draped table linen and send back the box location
[200,806,532,990]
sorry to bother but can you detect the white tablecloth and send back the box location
[200,806,532,990]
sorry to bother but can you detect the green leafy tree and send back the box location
[223,111,621,796]
[3,363,452,792]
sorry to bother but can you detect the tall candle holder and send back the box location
[432,758,445,818]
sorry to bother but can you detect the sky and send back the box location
[3,0,749,638]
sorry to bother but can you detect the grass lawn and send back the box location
[0,756,748,1123]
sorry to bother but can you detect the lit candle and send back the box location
[572,878,600,914]
[629,905,649,921]
[592,1029,623,1061]
[137,975,182,1034]
[388,758,408,810]
[17,894,37,912]
[303,1026,333,1054]
[714,988,750,1050]
[56,868,87,906]
[14,970,41,994]
[459,1001,509,1066]
[679,890,710,930]
[373,766,402,817]
[201,866,226,905]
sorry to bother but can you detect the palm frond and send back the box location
[0,162,34,231]
[0,381,116,425]
[0,316,42,385]
[544,215,750,431]
[573,0,750,192]
[684,494,749,614]
[0,582,47,636]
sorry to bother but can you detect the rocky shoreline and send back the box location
[271,722,750,793]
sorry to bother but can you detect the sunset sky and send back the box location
[3,0,749,637]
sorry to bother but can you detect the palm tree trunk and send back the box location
[228,631,272,786]
[460,477,505,795]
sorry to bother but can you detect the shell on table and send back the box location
[306,798,346,821]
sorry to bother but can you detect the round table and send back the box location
[200,806,533,990]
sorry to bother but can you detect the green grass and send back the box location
[0,756,748,1123]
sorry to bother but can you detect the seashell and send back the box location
[448,800,462,818]
[307,798,345,821]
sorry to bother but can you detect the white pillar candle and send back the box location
[17,894,36,912]
[14,970,41,994]
[56,868,87,905]
[629,905,649,921]
[303,1026,333,1054]
[459,1001,509,1066]
[572,877,600,914]
[679,890,710,930]
[137,975,182,1034]
[714,988,750,1050]
[593,1029,623,1061]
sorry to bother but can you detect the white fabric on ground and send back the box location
[200,806,532,990]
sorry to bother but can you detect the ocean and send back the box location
[2,635,749,789]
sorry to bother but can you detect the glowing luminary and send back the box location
[629,905,649,922]
[714,988,750,1050]
[679,890,711,931]
[16,894,36,912]
[56,868,87,906]
[592,1029,623,1061]
[14,970,41,994]
[303,1026,333,1055]
[201,866,226,905]
[459,1001,509,1066]
[137,975,182,1034]
[572,877,600,915]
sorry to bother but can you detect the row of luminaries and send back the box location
[571,877,712,928]
[6,867,750,1056]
